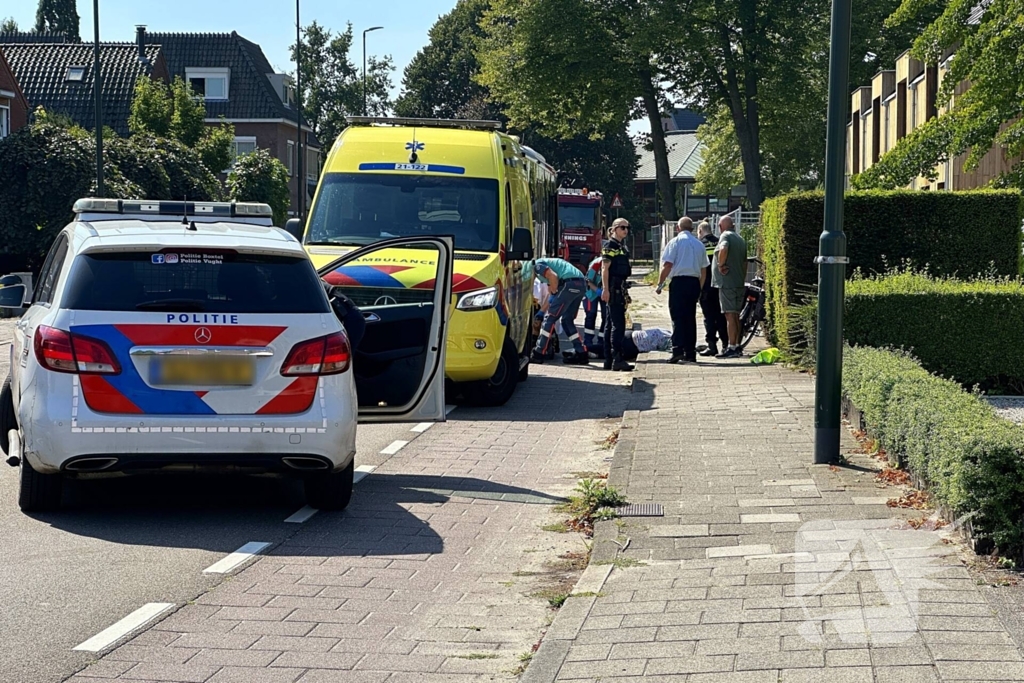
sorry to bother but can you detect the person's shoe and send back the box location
[699,346,718,357]
[564,352,590,366]
[668,354,689,364]
[531,350,547,364]
[588,351,599,359]
[716,347,741,359]
[603,360,613,370]
[612,360,634,372]
[696,344,708,353]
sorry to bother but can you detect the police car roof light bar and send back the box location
[73,198,273,218]
[346,116,503,131]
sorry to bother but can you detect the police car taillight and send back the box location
[34,326,121,375]
[281,332,350,376]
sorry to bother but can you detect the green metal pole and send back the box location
[814,0,853,464]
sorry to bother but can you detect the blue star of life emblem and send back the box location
[405,141,425,152]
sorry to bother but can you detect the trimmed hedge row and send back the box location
[846,272,1024,390]
[761,190,1024,350]
[844,346,1024,557]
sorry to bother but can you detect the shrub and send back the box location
[227,149,291,226]
[761,190,1024,349]
[844,346,1024,557]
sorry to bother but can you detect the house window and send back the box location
[226,136,257,171]
[0,104,9,139]
[910,83,918,132]
[306,150,319,181]
[66,66,86,82]
[287,141,295,177]
[185,68,230,101]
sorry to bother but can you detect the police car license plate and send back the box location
[151,357,255,386]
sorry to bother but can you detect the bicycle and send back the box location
[738,257,766,351]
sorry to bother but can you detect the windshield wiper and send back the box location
[135,298,206,312]
[305,239,375,247]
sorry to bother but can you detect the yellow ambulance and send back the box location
[293,117,558,406]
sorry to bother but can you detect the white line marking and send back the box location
[284,505,319,524]
[203,541,271,574]
[354,465,375,484]
[380,440,409,455]
[411,423,433,433]
[73,603,175,652]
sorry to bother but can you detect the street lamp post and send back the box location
[295,0,304,221]
[92,0,104,197]
[362,26,383,116]
[813,0,853,464]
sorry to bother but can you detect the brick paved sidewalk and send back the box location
[65,362,641,682]
[525,281,1024,683]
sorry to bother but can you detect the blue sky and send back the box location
[4,0,461,97]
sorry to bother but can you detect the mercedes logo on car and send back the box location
[194,327,212,344]
[374,295,398,306]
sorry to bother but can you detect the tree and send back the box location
[227,149,291,226]
[128,76,234,177]
[395,0,502,121]
[853,0,1024,190]
[694,107,744,199]
[1,17,19,33]
[291,22,395,153]
[478,0,680,220]
[34,0,78,38]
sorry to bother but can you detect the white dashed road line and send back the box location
[73,603,175,653]
[380,440,409,455]
[354,464,375,484]
[283,505,319,524]
[411,423,433,433]
[203,541,271,574]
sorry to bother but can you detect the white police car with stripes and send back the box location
[0,198,453,512]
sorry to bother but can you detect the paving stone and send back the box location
[741,514,801,524]
[643,654,735,675]
[873,666,940,683]
[780,668,872,683]
[706,544,774,559]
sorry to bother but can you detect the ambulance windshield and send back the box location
[305,173,499,252]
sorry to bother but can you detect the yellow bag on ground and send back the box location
[751,347,781,365]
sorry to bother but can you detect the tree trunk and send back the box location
[719,11,765,211]
[640,72,678,222]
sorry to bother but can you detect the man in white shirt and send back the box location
[655,217,710,363]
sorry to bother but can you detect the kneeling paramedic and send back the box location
[532,257,589,365]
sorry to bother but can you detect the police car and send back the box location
[0,198,453,513]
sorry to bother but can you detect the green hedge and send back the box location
[846,272,1024,390]
[844,346,1024,557]
[762,190,1024,349]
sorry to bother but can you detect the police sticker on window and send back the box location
[165,253,180,264]
[151,254,165,264]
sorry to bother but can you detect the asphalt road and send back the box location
[0,319,426,683]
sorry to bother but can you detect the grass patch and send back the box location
[642,269,659,286]
[599,429,621,450]
[556,478,628,537]
[531,588,570,608]
[570,591,606,598]
[595,557,647,568]
[542,521,570,533]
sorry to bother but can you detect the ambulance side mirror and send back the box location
[511,227,534,261]
[284,218,304,241]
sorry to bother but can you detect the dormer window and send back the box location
[66,66,86,82]
[185,67,229,101]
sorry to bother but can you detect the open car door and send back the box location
[317,236,453,423]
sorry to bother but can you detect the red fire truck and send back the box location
[557,188,605,271]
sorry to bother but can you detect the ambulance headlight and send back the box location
[457,286,498,311]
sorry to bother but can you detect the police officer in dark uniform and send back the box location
[601,218,633,371]
[697,221,728,356]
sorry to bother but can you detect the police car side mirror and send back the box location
[511,227,534,261]
[284,218,304,241]
[0,284,27,309]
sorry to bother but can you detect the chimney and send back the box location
[136,26,150,70]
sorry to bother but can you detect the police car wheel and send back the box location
[0,375,15,455]
[304,460,354,511]
[465,338,519,407]
[18,460,63,512]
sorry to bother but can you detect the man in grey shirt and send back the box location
[711,216,748,358]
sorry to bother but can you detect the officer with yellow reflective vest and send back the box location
[698,220,728,356]
[600,218,633,372]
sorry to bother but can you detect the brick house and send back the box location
[0,31,168,136]
[146,31,320,216]
[0,46,29,139]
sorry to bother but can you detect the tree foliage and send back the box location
[34,0,78,39]
[1,17,19,33]
[128,76,234,177]
[854,0,1024,191]
[694,107,744,198]
[291,22,395,153]
[0,116,220,271]
[227,149,291,226]
[478,0,678,220]
[395,0,501,120]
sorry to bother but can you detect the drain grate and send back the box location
[615,503,664,517]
